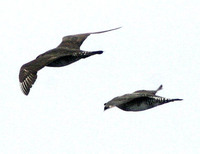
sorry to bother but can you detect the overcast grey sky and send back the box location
[1,0,200,153]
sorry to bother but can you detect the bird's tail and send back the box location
[150,96,183,105]
[168,98,183,102]
[90,50,103,55]
[161,98,183,104]
[81,50,103,58]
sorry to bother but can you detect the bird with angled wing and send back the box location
[104,85,183,111]
[19,27,121,95]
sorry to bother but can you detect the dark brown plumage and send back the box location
[104,85,183,111]
[19,27,121,95]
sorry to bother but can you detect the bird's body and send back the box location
[19,27,121,95]
[36,48,103,67]
[104,85,182,111]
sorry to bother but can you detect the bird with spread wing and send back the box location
[19,27,121,95]
[104,85,182,111]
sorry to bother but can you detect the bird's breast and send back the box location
[117,97,163,111]
[125,101,153,111]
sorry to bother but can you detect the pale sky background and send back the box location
[1,0,200,153]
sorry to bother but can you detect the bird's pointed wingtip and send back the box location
[106,26,122,31]
[157,84,163,91]
[20,82,30,96]
[91,26,122,35]
[113,26,122,30]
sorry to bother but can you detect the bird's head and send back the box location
[104,103,114,111]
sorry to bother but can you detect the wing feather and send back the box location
[19,57,53,95]
[19,68,37,95]
[57,27,121,49]
[19,52,75,95]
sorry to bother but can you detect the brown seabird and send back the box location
[19,27,121,95]
[104,85,183,111]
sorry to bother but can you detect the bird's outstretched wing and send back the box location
[57,27,121,49]
[105,93,143,107]
[133,85,163,96]
[19,60,40,95]
[19,56,59,95]
[19,50,89,95]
